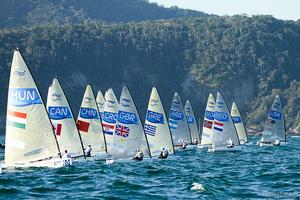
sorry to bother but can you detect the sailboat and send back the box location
[3,49,71,168]
[144,87,174,158]
[47,77,85,159]
[76,84,107,158]
[169,92,191,149]
[96,90,105,120]
[108,86,151,162]
[230,102,248,144]
[102,88,119,153]
[198,93,215,148]
[257,94,287,146]
[184,100,200,145]
[208,92,242,152]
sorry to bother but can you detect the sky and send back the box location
[148,0,300,21]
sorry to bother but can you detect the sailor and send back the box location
[159,147,169,159]
[240,139,246,145]
[62,149,71,159]
[180,140,187,149]
[85,144,92,157]
[0,143,5,149]
[192,138,198,144]
[273,138,280,146]
[133,148,144,161]
[227,138,234,148]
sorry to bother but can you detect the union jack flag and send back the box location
[115,124,130,138]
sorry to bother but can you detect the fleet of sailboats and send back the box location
[0,49,289,170]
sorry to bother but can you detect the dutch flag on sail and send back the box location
[213,121,224,132]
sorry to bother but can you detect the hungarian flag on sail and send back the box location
[115,124,129,138]
[102,123,114,135]
[204,120,213,129]
[77,120,90,132]
[213,121,224,132]
[52,123,62,136]
[7,110,27,129]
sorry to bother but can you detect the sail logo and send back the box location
[150,99,159,107]
[121,98,131,103]
[214,111,229,122]
[84,97,93,103]
[80,108,99,119]
[269,110,282,120]
[186,116,194,123]
[232,116,242,123]
[205,111,214,120]
[52,93,62,101]
[48,106,72,120]
[9,88,42,106]
[103,111,117,123]
[118,111,138,124]
[146,110,164,124]
[170,110,184,120]
[14,70,26,76]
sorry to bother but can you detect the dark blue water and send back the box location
[0,135,300,199]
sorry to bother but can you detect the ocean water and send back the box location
[0,135,300,199]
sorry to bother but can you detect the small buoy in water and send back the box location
[191,182,205,192]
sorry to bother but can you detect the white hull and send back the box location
[197,144,211,149]
[1,158,72,170]
[257,141,288,147]
[86,152,107,161]
[208,145,244,152]
[105,157,151,164]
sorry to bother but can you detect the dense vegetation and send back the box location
[0,15,300,133]
[0,0,207,28]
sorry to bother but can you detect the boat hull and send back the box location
[208,145,244,152]
[257,141,288,147]
[1,158,72,169]
[197,144,211,149]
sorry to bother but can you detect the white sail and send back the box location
[211,92,240,149]
[231,102,248,143]
[76,84,106,155]
[47,78,85,158]
[5,50,60,165]
[169,92,191,145]
[184,100,200,143]
[200,93,215,145]
[111,86,150,159]
[102,88,119,153]
[261,94,286,142]
[144,87,174,157]
[96,90,105,120]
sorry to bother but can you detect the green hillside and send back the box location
[0,15,300,133]
[0,0,207,28]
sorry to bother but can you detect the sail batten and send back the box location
[5,50,60,165]
[144,87,174,157]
